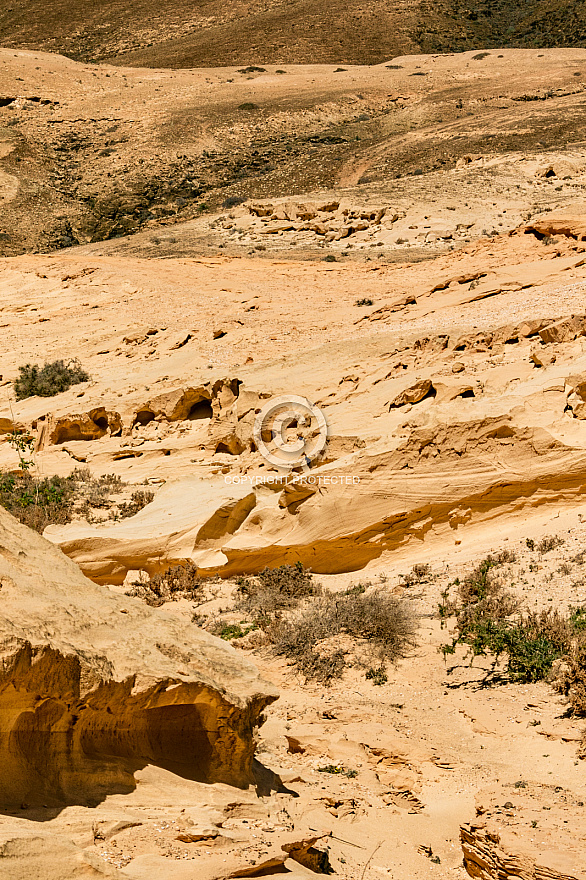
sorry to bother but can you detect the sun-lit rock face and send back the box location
[0,506,278,809]
[461,823,585,880]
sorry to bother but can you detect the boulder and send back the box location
[539,315,586,344]
[524,212,586,240]
[390,379,434,407]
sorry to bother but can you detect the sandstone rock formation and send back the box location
[461,823,585,880]
[0,506,277,808]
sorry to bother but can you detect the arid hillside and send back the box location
[2,47,586,257]
[1,0,586,68]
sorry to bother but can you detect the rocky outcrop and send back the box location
[389,378,435,407]
[524,214,586,242]
[461,823,585,880]
[45,419,586,582]
[0,506,278,809]
[49,408,122,444]
[244,200,392,243]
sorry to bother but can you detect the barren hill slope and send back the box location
[0,0,416,68]
[2,0,586,68]
[2,47,586,257]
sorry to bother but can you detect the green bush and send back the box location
[440,550,586,686]
[0,471,75,532]
[0,466,156,532]
[14,359,89,400]
[366,665,388,685]
[317,765,357,777]
[212,622,258,641]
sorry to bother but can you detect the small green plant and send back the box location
[366,665,388,685]
[355,298,374,306]
[323,254,337,262]
[0,471,75,532]
[439,549,586,686]
[570,606,586,631]
[526,538,535,551]
[7,430,35,471]
[14,359,89,400]
[216,622,258,640]
[317,765,357,777]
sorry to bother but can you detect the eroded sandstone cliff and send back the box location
[0,506,277,809]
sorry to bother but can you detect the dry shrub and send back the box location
[551,608,586,716]
[72,469,154,522]
[0,466,155,531]
[439,551,518,625]
[117,489,154,518]
[237,562,320,617]
[537,535,564,554]
[458,550,516,605]
[268,589,417,684]
[127,564,202,607]
[74,469,123,514]
[554,646,586,716]
[401,563,432,587]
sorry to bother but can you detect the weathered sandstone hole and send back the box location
[51,409,121,444]
[133,408,155,427]
[0,644,275,808]
[215,438,246,455]
[189,399,213,420]
[169,390,213,421]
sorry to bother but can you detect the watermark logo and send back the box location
[253,395,328,471]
